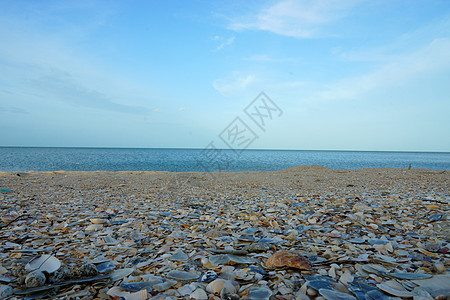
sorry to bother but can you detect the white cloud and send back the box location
[317,38,450,101]
[229,0,361,38]
[212,35,235,51]
[212,72,256,95]
[178,107,189,111]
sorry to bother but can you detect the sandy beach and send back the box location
[0,166,448,299]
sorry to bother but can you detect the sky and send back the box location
[0,0,449,152]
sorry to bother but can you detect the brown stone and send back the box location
[265,251,312,270]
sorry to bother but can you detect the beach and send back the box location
[0,166,448,299]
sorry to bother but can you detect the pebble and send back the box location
[0,168,448,299]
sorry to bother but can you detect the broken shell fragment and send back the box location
[25,254,61,274]
[266,251,312,270]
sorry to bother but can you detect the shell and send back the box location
[25,270,46,287]
[265,251,312,270]
[190,288,208,300]
[166,270,199,281]
[109,268,134,282]
[206,278,226,295]
[90,218,107,224]
[127,289,148,300]
[85,224,103,232]
[70,262,99,277]
[0,285,13,298]
[25,254,61,274]
[199,270,218,283]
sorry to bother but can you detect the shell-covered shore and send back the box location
[0,166,448,299]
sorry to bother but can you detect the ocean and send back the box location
[0,147,448,172]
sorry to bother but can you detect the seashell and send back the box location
[339,270,354,285]
[125,289,148,300]
[221,292,240,300]
[50,266,69,283]
[120,281,154,292]
[228,255,256,264]
[70,262,99,277]
[199,270,218,283]
[432,262,446,274]
[177,283,197,296]
[152,279,177,291]
[0,285,13,298]
[25,270,46,287]
[243,243,271,252]
[377,281,417,298]
[53,221,67,230]
[90,218,107,224]
[190,288,208,300]
[411,274,450,298]
[234,268,249,280]
[348,238,365,244]
[266,251,312,270]
[25,254,61,274]
[238,234,256,242]
[248,286,272,299]
[170,250,188,261]
[109,268,134,282]
[220,280,238,298]
[95,261,116,273]
[412,287,434,300]
[361,264,388,275]
[166,270,199,281]
[209,254,230,266]
[206,278,226,295]
[388,272,432,280]
[106,286,131,298]
[365,289,395,300]
[319,288,357,300]
[85,224,103,232]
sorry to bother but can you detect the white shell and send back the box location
[109,268,134,282]
[126,289,148,300]
[25,254,61,274]
[191,288,208,300]
[85,224,103,232]
[206,278,226,295]
[90,218,107,224]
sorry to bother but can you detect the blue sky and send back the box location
[0,0,449,151]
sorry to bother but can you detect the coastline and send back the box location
[0,166,448,298]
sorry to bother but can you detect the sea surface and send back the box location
[0,147,449,172]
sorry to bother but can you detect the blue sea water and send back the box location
[0,147,449,172]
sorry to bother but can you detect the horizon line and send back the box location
[0,145,448,154]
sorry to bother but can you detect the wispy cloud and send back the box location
[212,35,235,51]
[0,106,28,114]
[213,72,256,95]
[178,107,189,111]
[228,0,361,38]
[317,38,450,101]
[0,7,152,116]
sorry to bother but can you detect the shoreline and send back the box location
[0,166,448,299]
